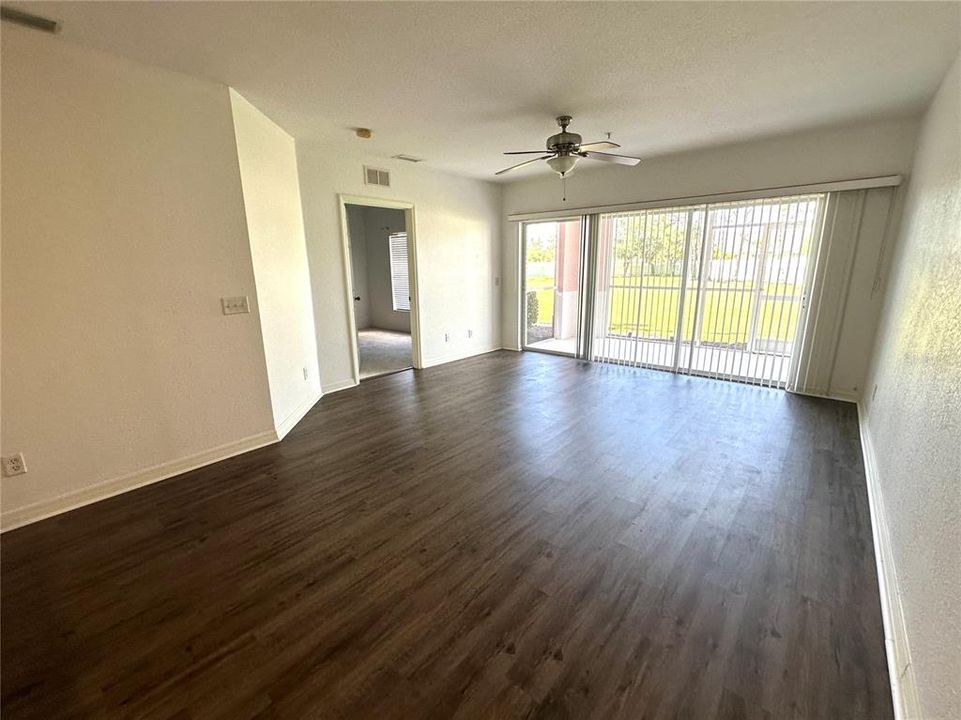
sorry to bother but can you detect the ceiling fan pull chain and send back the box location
[562,174,567,202]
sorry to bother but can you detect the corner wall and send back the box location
[860,52,961,720]
[0,27,276,527]
[230,90,322,436]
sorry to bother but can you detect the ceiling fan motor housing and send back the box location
[547,114,581,154]
[547,131,582,154]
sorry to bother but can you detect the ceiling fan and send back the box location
[495,115,642,177]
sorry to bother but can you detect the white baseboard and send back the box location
[3,388,330,532]
[275,390,323,440]
[857,403,922,720]
[322,377,358,393]
[420,345,501,369]
[0,429,279,532]
[789,387,860,403]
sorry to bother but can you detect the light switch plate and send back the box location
[221,296,250,315]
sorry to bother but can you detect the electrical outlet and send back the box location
[303,366,309,381]
[2,453,27,477]
[444,333,449,342]
[221,296,250,315]
[468,329,473,339]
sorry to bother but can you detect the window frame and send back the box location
[388,231,410,313]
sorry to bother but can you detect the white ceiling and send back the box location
[8,1,960,181]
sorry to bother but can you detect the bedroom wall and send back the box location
[361,206,410,333]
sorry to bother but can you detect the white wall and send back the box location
[345,206,371,330]
[861,53,961,720]
[501,118,920,353]
[230,90,321,435]
[0,28,276,527]
[360,206,410,333]
[297,146,503,389]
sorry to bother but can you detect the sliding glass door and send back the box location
[681,196,822,386]
[520,194,824,388]
[522,218,583,356]
[593,206,701,369]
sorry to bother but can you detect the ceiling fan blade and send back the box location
[581,150,641,166]
[503,150,552,155]
[578,141,621,151]
[495,155,553,176]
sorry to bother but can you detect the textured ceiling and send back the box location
[6,1,960,180]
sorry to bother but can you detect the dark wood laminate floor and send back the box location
[1,351,892,719]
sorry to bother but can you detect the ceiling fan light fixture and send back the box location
[547,155,577,177]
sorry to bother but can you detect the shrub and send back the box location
[526,291,539,328]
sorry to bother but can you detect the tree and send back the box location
[611,212,689,278]
[525,234,555,263]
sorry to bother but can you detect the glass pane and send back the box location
[523,219,582,355]
[593,206,699,369]
[589,195,821,389]
[683,195,821,386]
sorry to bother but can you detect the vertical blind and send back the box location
[388,232,410,312]
[789,187,897,398]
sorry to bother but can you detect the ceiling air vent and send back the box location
[1,6,60,33]
[364,166,390,187]
[392,154,425,163]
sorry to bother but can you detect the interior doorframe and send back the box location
[337,194,423,385]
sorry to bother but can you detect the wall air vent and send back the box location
[392,155,425,163]
[1,6,60,33]
[364,166,390,187]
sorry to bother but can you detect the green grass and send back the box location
[526,274,802,345]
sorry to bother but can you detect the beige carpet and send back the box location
[358,329,412,380]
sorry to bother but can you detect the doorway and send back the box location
[342,199,419,381]
[521,217,583,356]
